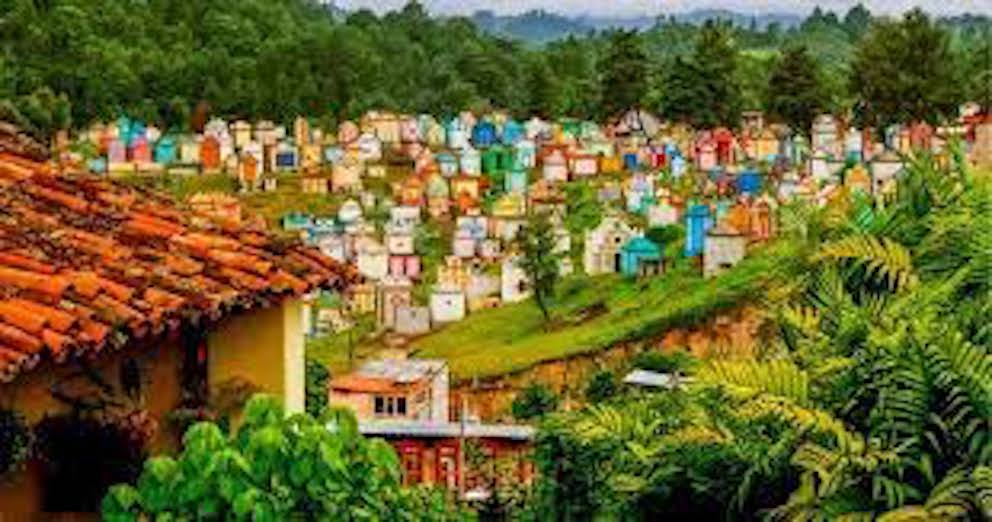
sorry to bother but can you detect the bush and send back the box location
[512,384,560,421]
[631,350,696,374]
[305,358,330,417]
[103,395,462,521]
[584,370,619,403]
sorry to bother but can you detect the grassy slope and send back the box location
[407,240,799,381]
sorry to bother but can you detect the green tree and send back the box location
[516,211,563,325]
[584,370,618,403]
[850,9,963,130]
[659,22,742,128]
[102,395,461,520]
[511,383,560,421]
[304,358,329,417]
[599,30,647,119]
[765,45,827,136]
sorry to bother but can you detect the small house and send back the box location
[437,152,459,177]
[338,199,365,227]
[505,166,528,194]
[459,147,482,176]
[570,153,599,177]
[430,285,467,324]
[356,237,389,281]
[301,175,329,195]
[501,256,531,304]
[583,215,641,275]
[273,140,298,172]
[346,283,376,315]
[386,231,415,256]
[684,204,713,257]
[736,169,762,196]
[541,148,569,183]
[355,133,383,162]
[472,120,498,148]
[395,306,431,336]
[514,140,537,169]
[153,136,177,165]
[400,117,421,143]
[237,153,261,191]
[450,175,481,203]
[377,276,413,329]
[619,237,663,277]
[704,224,748,278]
[389,255,421,280]
[338,120,360,145]
[201,135,222,172]
[130,135,152,164]
[231,120,253,150]
[329,359,449,422]
[445,119,470,150]
[695,135,718,172]
[502,119,525,145]
[809,149,832,182]
[332,157,364,193]
[870,151,905,193]
[844,164,872,195]
[452,230,477,259]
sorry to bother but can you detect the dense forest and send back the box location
[0,0,989,142]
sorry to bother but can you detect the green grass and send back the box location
[408,240,801,381]
[306,318,380,376]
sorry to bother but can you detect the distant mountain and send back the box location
[469,9,805,43]
[471,10,594,43]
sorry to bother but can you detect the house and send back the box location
[329,359,449,422]
[871,151,905,193]
[812,114,840,156]
[459,147,481,176]
[614,109,661,137]
[386,231,415,255]
[809,149,832,182]
[331,156,364,194]
[355,133,383,162]
[231,120,252,149]
[714,128,736,165]
[583,215,641,275]
[346,283,376,315]
[395,306,431,336]
[301,174,330,195]
[541,148,569,183]
[465,273,501,311]
[420,116,446,148]
[684,204,713,257]
[356,237,389,281]
[425,174,451,218]
[273,140,298,172]
[437,152,459,177]
[514,139,537,169]
[338,199,365,228]
[430,284,467,324]
[445,119,470,150]
[334,359,533,491]
[452,230,477,258]
[625,173,655,214]
[0,147,354,516]
[505,166,528,194]
[570,152,599,177]
[472,120,498,148]
[695,134,717,171]
[400,117,421,143]
[377,276,413,330]
[749,197,775,242]
[363,112,402,145]
[237,153,261,191]
[178,136,201,166]
[844,163,872,195]
[389,255,422,280]
[501,256,531,304]
[450,175,481,208]
[704,224,748,278]
[736,169,762,196]
[972,118,992,168]
[620,237,662,277]
[502,119,524,145]
[153,136,177,165]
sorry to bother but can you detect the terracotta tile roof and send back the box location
[0,151,358,383]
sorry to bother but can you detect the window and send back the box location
[374,396,385,415]
[397,397,407,416]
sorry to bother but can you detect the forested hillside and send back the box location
[1,0,988,142]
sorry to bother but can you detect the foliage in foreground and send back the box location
[532,155,992,520]
[103,395,466,521]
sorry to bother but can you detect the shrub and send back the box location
[305,358,330,417]
[0,408,32,477]
[584,370,619,403]
[512,383,560,421]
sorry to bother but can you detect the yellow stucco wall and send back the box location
[207,299,304,414]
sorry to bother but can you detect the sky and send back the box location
[332,0,992,17]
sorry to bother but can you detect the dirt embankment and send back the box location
[452,306,767,422]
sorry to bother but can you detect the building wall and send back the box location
[207,299,305,414]
[704,235,748,279]
[0,337,185,518]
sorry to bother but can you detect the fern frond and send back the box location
[698,360,810,405]
[817,235,918,291]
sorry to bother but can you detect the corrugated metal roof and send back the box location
[623,370,691,390]
[357,420,535,441]
[355,358,447,384]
